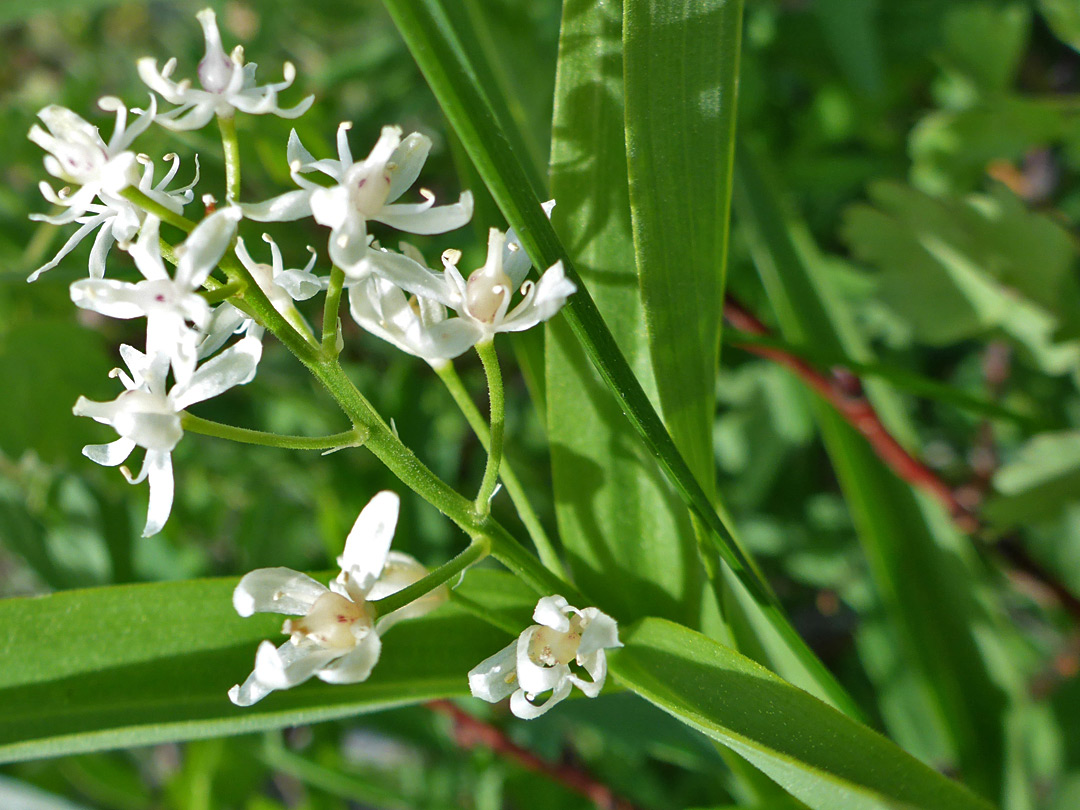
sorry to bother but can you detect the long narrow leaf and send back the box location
[379,0,861,718]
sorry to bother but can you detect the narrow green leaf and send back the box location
[545,0,701,623]
[624,0,743,496]
[0,570,528,763]
[379,0,860,717]
[734,140,1024,800]
[984,431,1080,528]
[612,618,996,810]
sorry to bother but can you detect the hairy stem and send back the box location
[474,340,505,513]
[321,265,346,356]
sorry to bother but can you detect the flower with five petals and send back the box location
[73,337,262,537]
[242,123,473,272]
[229,491,446,706]
[468,595,621,719]
[137,8,314,131]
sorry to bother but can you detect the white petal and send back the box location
[373,191,473,235]
[498,261,575,333]
[83,437,136,467]
[316,633,382,684]
[338,491,399,591]
[142,449,174,537]
[176,207,241,289]
[578,608,622,656]
[532,595,571,632]
[328,216,371,272]
[385,131,432,203]
[569,649,607,698]
[286,128,317,169]
[503,199,555,288]
[241,189,314,223]
[515,626,571,694]
[27,218,101,282]
[275,268,325,300]
[509,678,573,720]
[233,567,329,617]
[253,638,340,691]
[309,185,351,230]
[468,640,518,703]
[130,215,169,281]
[358,249,456,307]
[70,279,146,320]
[87,218,117,279]
[170,335,261,410]
[228,671,272,707]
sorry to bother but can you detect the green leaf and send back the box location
[544,0,700,624]
[814,0,885,98]
[984,431,1080,528]
[611,618,996,810]
[735,141,1022,800]
[0,570,528,763]
[379,0,859,717]
[1041,0,1080,52]
[842,182,1080,371]
[624,0,743,496]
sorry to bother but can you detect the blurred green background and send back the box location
[3,0,1080,808]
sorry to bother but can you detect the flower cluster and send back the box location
[29,8,606,717]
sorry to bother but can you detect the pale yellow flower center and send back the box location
[528,614,584,667]
[284,591,372,651]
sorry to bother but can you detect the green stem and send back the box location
[321,265,346,356]
[370,536,490,618]
[435,362,564,577]
[200,281,244,304]
[218,115,241,200]
[181,413,365,451]
[121,187,194,233]
[474,340,505,513]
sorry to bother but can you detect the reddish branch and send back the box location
[722,295,1080,620]
[428,700,641,810]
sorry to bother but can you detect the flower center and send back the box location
[113,390,183,451]
[285,591,372,651]
[465,266,512,324]
[349,165,393,217]
[528,614,584,667]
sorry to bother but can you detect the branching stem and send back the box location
[181,413,365,451]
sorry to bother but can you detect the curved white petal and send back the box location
[386,131,432,203]
[373,191,473,235]
[254,638,340,691]
[309,185,351,230]
[369,551,446,633]
[568,649,607,698]
[142,448,175,537]
[27,218,102,282]
[497,262,575,333]
[240,189,313,223]
[275,268,325,301]
[171,335,261,410]
[70,279,147,320]
[83,437,137,467]
[578,608,622,656]
[358,249,455,307]
[228,670,273,706]
[233,567,329,617]
[328,216,371,274]
[468,640,518,703]
[532,595,571,632]
[503,199,555,288]
[338,491,399,592]
[176,207,241,289]
[316,633,381,684]
[509,678,573,720]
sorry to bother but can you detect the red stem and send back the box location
[722,295,1080,620]
[428,700,641,810]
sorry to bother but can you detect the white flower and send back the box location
[229,491,446,706]
[348,244,482,367]
[468,595,621,719]
[137,8,314,131]
[70,207,241,386]
[242,123,473,272]
[73,337,262,537]
[30,149,199,282]
[358,222,575,349]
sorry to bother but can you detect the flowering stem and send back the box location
[321,265,346,356]
[120,187,194,233]
[369,535,491,618]
[474,340,505,514]
[218,115,242,200]
[435,362,565,578]
[181,413,365,450]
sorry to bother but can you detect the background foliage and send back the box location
[2,0,1080,808]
